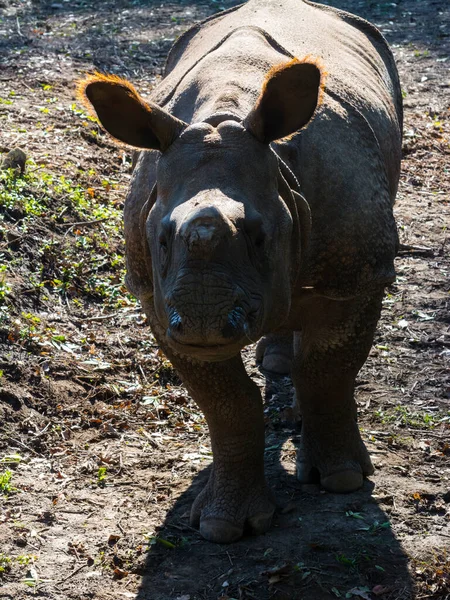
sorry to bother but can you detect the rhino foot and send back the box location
[296,417,374,493]
[190,473,275,543]
[255,333,293,375]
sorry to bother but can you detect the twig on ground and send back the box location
[74,313,120,322]
[117,519,126,535]
[16,17,23,37]
[61,218,109,238]
[2,432,43,456]
[398,243,434,257]
[55,562,89,585]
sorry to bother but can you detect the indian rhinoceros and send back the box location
[79,0,402,543]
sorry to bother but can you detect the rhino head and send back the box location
[80,60,323,361]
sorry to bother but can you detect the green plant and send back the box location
[16,554,37,566]
[97,466,107,486]
[144,533,188,549]
[336,553,357,568]
[0,554,12,575]
[0,469,13,494]
[0,260,11,303]
[358,520,390,534]
[0,454,22,464]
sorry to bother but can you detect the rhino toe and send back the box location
[320,468,364,493]
[200,518,243,544]
[256,334,293,375]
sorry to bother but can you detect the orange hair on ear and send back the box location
[261,55,328,110]
[254,55,328,142]
[76,71,152,119]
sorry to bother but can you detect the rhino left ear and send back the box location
[78,73,187,151]
[243,59,325,144]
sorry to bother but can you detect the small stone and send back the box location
[302,484,320,495]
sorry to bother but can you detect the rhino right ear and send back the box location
[78,73,187,152]
[243,58,325,144]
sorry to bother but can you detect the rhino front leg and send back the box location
[182,356,274,542]
[293,290,384,492]
[153,341,274,543]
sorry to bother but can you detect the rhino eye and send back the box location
[244,212,266,250]
[159,233,167,249]
[158,232,168,262]
[254,231,266,248]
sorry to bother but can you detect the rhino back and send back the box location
[128,0,401,301]
[154,0,401,140]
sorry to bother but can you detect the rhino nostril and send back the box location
[222,306,246,339]
[159,231,168,250]
[168,309,183,335]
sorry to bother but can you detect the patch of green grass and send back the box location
[69,102,98,122]
[1,158,136,338]
[0,159,122,227]
[0,553,12,575]
[16,555,37,566]
[0,469,14,494]
[375,406,446,429]
[0,261,11,300]
[387,434,415,449]
[0,167,48,216]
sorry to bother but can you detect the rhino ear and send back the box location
[243,59,324,144]
[78,73,187,151]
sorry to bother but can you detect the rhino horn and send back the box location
[78,72,187,151]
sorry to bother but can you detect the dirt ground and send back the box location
[0,0,449,599]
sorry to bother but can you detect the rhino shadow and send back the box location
[134,370,413,600]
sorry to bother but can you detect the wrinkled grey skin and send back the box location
[83,0,402,543]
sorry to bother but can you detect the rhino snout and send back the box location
[166,304,250,347]
[179,206,235,258]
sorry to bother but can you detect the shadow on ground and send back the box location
[134,376,412,600]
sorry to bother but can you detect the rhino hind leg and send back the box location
[255,331,294,375]
[292,290,384,492]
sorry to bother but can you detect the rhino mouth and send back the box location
[165,337,250,362]
[164,307,261,362]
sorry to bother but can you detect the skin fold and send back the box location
[79,0,402,543]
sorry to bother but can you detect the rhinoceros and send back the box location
[79,0,402,543]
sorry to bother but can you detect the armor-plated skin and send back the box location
[80,0,402,543]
